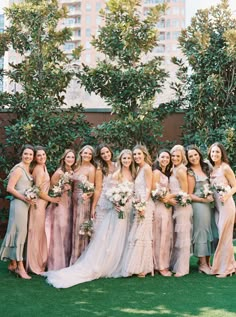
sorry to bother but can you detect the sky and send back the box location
[186,0,236,25]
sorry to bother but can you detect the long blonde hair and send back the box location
[76,145,95,169]
[170,145,187,165]
[115,149,136,181]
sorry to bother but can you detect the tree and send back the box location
[172,0,236,170]
[0,0,91,173]
[76,0,169,153]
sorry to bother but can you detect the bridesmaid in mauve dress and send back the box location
[152,149,173,277]
[121,145,155,278]
[208,142,236,278]
[42,149,135,288]
[169,145,193,277]
[91,144,116,231]
[26,146,60,274]
[70,145,95,265]
[45,149,76,271]
[0,144,35,279]
[186,145,215,275]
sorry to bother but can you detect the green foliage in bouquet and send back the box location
[0,0,91,174]
[76,0,169,153]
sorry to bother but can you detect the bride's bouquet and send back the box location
[24,185,40,208]
[79,220,94,237]
[176,191,192,207]
[106,181,133,219]
[132,198,146,220]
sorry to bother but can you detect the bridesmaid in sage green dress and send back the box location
[0,144,35,279]
[186,145,215,275]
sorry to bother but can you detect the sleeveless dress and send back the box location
[153,172,173,271]
[169,165,193,276]
[94,173,113,231]
[210,165,235,275]
[26,167,50,274]
[0,164,33,261]
[70,173,92,265]
[121,167,155,276]
[45,169,73,271]
[188,170,214,257]
[42,180,134,288]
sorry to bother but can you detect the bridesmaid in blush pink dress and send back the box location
[91,144,116,231]
[70,145,95,265]
[152,149,173,277]
[121,145,155,278]
[208,142,236,278]
[169,145,193,277]
[26,146,60,274]
[45,149,76,271]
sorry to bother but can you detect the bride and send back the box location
[42,149,135,288]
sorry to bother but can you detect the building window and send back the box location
[86,3,91,12]
[166,32,171,40]
[96,2,101,11]
[85,54,91,63]
[172,31,180,40]
[86,15,91,25]
[86,28,91,37]
[85,41,91,50]
[64,42,75,51]
[159,32,165,41]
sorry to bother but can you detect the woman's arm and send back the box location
[152,170,160,190]
[221,164,236,203]
[187,173,213,203]
[91,168,103,218]
[176,166,188,193]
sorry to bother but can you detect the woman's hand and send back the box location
[64,184,71,192]
[51,197,61,204]
[205,195,214,203]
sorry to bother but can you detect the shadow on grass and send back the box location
[1,248,236,317]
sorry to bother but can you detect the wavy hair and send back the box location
[208,142,229,165]
[115,149,136,181]
[153,149,172,177]
[132,144,152,168]
[186,145,211,177]
[95,143,114,176]
[59,149,76,172]
[75,145,95,169]
[170,144,187,166]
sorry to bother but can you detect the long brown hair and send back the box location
[59,149,76,172]
[95,144,114,176]
[208,142,229,165]
[132,144,152,169]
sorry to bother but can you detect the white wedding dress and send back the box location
[42,180,133,288]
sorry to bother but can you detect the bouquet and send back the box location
[78,175,95,194]
[200,183,213,199]
[212,183,231,205]
[176,191,192,207]
[24,185,40,208]
[79,220,94,237]
[132,198,146,220]
[106,181,133,219]
[49,171,73,198]
[151,184,172,209]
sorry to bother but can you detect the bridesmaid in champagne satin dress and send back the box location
[91,144,116,231]
[26,146,60,274]
[169,145,193,277]
[152,149,173,277]
[208,143,236,278]
[0,145,35,279]
[45,149,76,271]
[70,145,95,265]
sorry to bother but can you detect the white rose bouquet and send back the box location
[176,191,192,207]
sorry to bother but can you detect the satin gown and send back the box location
[153,172,173,271]
[169,165,193,276]
[0,164,33,261]
[26,167,50,274]
[121,166,155,277]
[43,180,133,288]
[70,174,92,265]
[45,169,73,271]
[210,165,235,275]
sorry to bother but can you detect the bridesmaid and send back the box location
[186,145,214,275]
[45,149,76,271]
[91,144,116,230]
[70,145,96,265]
[208,142,236,278]
[121,145,155,278]
[152,149,173,277]
[26,146,60,274]
[0,144,35,279]
[169,145,193,277]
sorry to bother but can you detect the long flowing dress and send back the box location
[43,180,133,288]
[45,169,72,271]
[26,167,50,274]
[94,173,113,231]
[70,174,92,265]
[153,173,173,271]
[169,165,193,276]
[188,170,215,258]
[121,167,155,277]
[0,164,33,261]
[210,165,235,275]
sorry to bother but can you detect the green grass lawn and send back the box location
[1,247,236,317]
